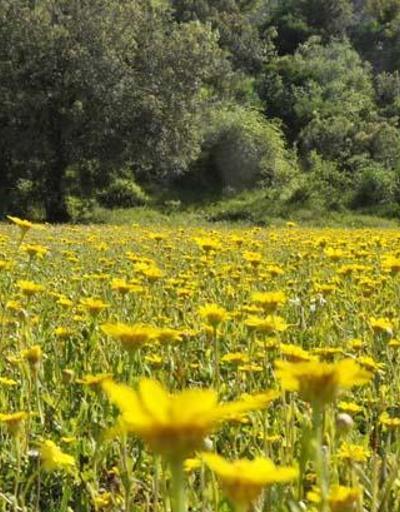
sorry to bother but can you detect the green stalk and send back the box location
[312,405,329,512]
[169,458,186,512]
[213,327,220,393]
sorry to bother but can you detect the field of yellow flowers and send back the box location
[1,216,400,512]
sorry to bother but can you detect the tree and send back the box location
[266,0,354,54]
[170,0,271,73]
[0,0,229,220]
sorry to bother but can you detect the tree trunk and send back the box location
[44,162,69,223]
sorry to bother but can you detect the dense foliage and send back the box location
[3,0,400,220]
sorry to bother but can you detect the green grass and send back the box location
[97,189,400,229]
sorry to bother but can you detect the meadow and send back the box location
[1,216,400,512]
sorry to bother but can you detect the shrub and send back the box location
[97,179,149,208]
[352,163,397,208]
[199,106,298,191]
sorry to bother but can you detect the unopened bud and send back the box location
[203,437,213,452]
[336,413,354,434]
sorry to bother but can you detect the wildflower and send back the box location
[379,411,400,429]
[280,343,317,363]
[251,291,287,312]
[0,377,17,387]
[101,323,156,351]
[55,327,73,338]
[39,440,75,472]
[22,244,48,258]
[80,298,109,315]
[7,215,33,234]
[77,373,113,388]
[243,251,262,267]
[382,255,400,274]
[21,345,43,371]
[198,304,227,328]
[338,401,362,414]
[111,278,132,294]
[275,359,371,406]
[155,328,183,344]
[357,356,384,373]
[184,458,202,472]
[202,453,298,509]
[0,411,28,436]
[194,237,221,252]
[308,485,361,512]
[17,280,45,297]
[337,442,371,463]
[369,317,393,337]
[102,378,275,459]
[245,315,287,334]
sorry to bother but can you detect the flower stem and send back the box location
[312,405,329,512]
[169,458,186,512]
[213,327,220,393]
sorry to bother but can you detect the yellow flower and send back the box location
[245,315,287,334]
[102,378,274,459]
[382,255,400,274]
[39,440,75,472]
[198,304,228,328]
[54,327,72,338]
[17,280,45,296]
[21,345,43,369]
[280,343,317,363]
[369,317,393,336]
[77,373,113,388]
[184,457,202,472]
[251,291,287,312]
[275,359,371,406]
[110,278,132,294]
[308,485,361,512]
[22,244,48,258]
[80,297,109,315]
[101,323,157,350]
[379,411,400,429]
[338,401,362,414]
[0,377,17,386]
[0,411,28,435]
[7,215,33,233]
[155,328,183,344]
[193,237,221,252]
[202,453,298,508]
[337,442,371,463]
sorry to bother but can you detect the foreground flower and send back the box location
[39,440,75,472]
[7,215,33,234]
[202,453,298,510]
[102,378,275,459]
[275,359,371,406]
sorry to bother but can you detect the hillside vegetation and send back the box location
[3,1,400,222]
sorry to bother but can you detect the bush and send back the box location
[4,178,45,221]
[97,179,149,208]
[285,153,352,211]
[66,196,106,224]
[352,164,397,208]
[199,106,298,191]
